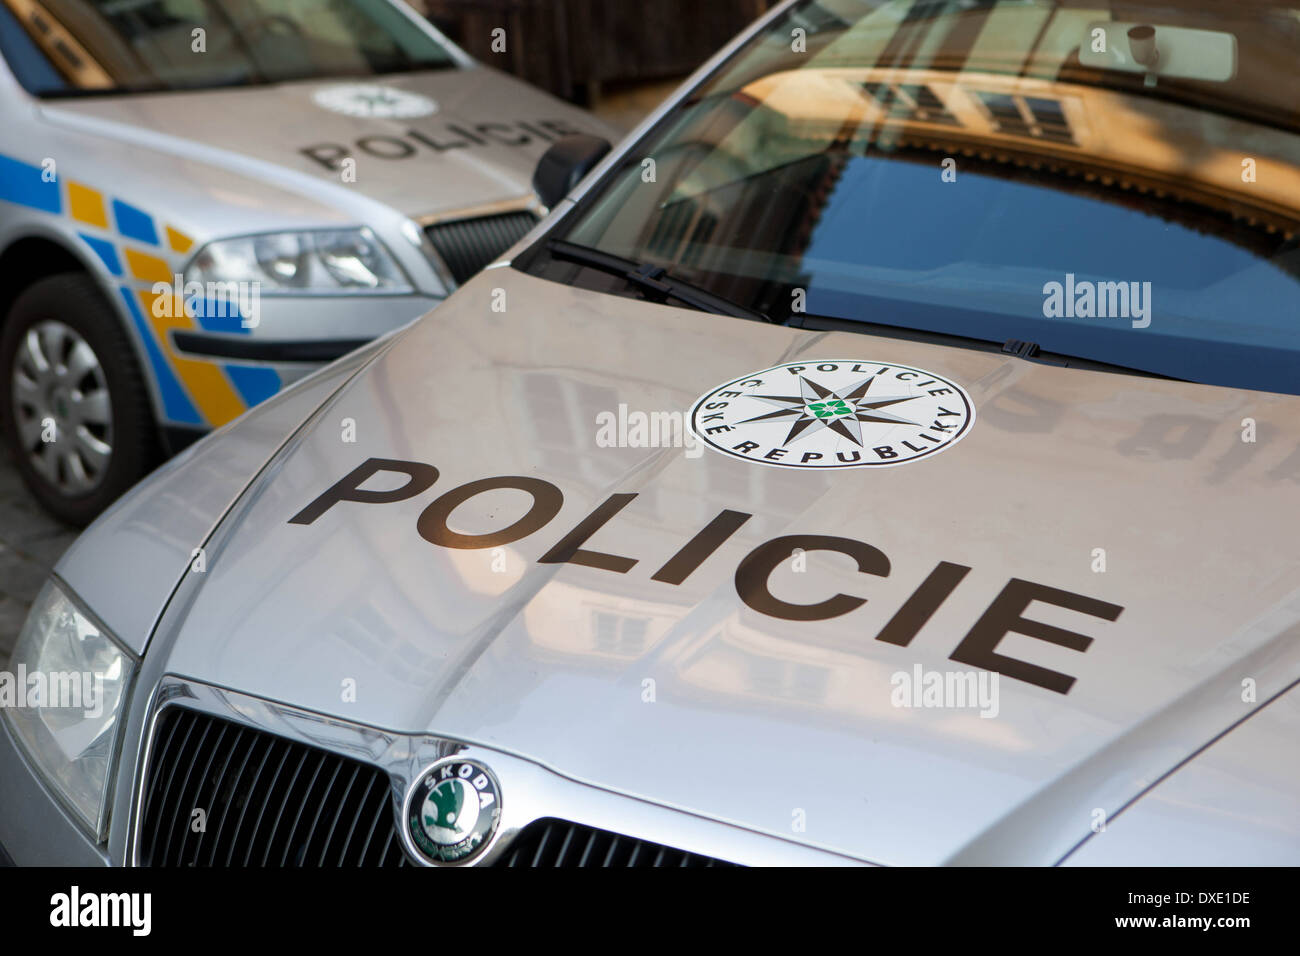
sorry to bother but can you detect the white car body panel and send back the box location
[92,267,1300,866]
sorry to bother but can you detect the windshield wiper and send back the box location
[797,313,1178,382]
[547,239,771,322]
[996,338,1177,379]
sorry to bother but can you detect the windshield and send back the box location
[523,0,1300,395]
[0,0,456,95]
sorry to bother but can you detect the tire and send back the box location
[0,273,159,526]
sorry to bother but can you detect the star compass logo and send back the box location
[311,84,438,118]
[688,360,974,469]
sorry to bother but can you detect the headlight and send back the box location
[186,227,412,293]
[3,579,136,838]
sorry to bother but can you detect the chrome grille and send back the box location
[424,210,539,284]
[137,707,738,867]
[497,819,737,867]
[137,708,405,866]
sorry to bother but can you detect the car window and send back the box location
[0,0,457,95]
[524,0,1300,395]
[0,0,69,89]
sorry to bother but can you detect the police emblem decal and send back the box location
[405,759,501,865]
[689,360,974,469]
[311,84,439,119]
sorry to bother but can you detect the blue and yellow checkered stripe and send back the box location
[0,153,281,428]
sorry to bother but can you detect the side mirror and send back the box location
[532,134,612,209]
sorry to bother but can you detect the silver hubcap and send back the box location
[11,320,113,496]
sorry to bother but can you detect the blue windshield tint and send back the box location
[797,156,1300,391]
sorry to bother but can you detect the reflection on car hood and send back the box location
[39,68,613,218]
[152,268,1300,865]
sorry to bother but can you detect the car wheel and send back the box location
[0,273,159,526]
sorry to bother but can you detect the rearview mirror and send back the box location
[532,135,612,210]
[1079,22,1237,83]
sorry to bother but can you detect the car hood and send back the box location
[150,268,1300,865]
[38,68,612,218]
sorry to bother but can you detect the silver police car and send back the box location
[0,0,612,523]
[2,0,1298,867]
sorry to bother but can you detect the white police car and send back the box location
[0,0,612,522]
[1,0,1297,867]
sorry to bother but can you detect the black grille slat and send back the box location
[331,768,375,866]
[159,718,224,865]
[177,721,237,864]
[152,709,207,862]
[138,707,193,846]
[500,819,738,868]
[223,735,281,866]
[602,834,622,867]
[183,723,248,866]
[203,728,263,864]
[531,821,556,866]
[242,743,301,866]
[138,707,185,822]
[139,710,738,867]
[424,210,539,284]
[555,823,578,865]
[355,781,395,866]
[138,709,398,867]
[276,750,331,866]
[379,829,403,867]
[258,748,311,866]
[577,828,600,867]
[315,764,361,866]
[298,756,349,865]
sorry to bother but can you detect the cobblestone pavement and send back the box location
[0,452,79,662]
